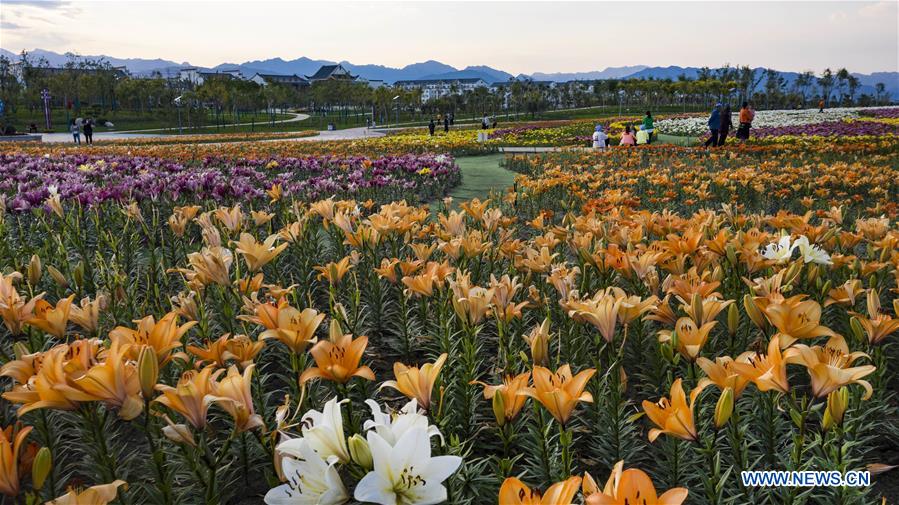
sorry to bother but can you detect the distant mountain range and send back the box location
[3,48,897,98]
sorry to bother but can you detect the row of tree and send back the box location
[1,52,893,132]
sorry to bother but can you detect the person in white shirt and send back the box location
[592,124,608,151]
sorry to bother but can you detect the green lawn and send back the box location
[447,154,517,202]
[3,108,295,133]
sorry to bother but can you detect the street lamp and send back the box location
[392,95,400,129]
[174,95,184,135]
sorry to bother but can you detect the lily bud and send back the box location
[849,317,865,342]
[807,264,819,284]
[13,341,29,360]
[710,265,723,282]
[714,387,735,428]
[743,295,767,330]
[826,387,849,428]
[727,303,739,336]
[47,265,68,289]
[72,261,85,288]
[348,434,373,470]
[619,367,628,395]
[27,254,42,286]
[691,293,704,325]
[725,244,738,265]
[138,346,159,399]
[32,447,52,490]
[162,423,196,447]
[492,391,507,427]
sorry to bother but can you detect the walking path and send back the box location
[38,112,311,143]
[448,154,517,202]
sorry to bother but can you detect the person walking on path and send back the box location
[482,114,489,129]
[641,111,655,144]
[620,125,636,146]
[704,103,721,147]
[70,120,81,144]
[736,101,754,142]
[428,118,436,136]
[449,112,454,125]
[818,99,825,113]
[83,118,94,145]
[717,103,732,146]
[592,124,608,151]
[443,115,449,133]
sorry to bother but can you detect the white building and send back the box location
[250,73,310,89]
[178,67,239,86]
[395,78,489,102]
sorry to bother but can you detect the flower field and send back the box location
[653,106,899,141]
[0,127,898,505]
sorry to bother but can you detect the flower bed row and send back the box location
[0,153,460,211]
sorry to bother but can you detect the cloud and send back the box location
[2,0,70,9]
[1,21,23,29]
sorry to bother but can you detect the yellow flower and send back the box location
[48,480,127,505]
[207,364,263,432]
[498,476,581,505]
[380,353,447,412]
[300,321,375,385]
[731,336,790,394]
[642,378,700,442]
[109,311,196,366]
[785,335,875,399]
[583,460,688,505]
[257,304,325,354]
[154,367,223,429]
[26,295,75,338]
[0,424,32,497]
[472,372,531,425]
[521,364,595,426]
[233,233,289,272]
[75,340,144,420]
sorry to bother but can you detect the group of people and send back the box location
[591,110,656,151]
[426,112,456,136]
[70,118,95,144]
[704,101,754,147]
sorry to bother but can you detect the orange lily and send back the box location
[186,334,232,368]
[785,335,876,399]
[473,372,531,425]
[109,311,196,365]
[762,295,838,347]
[0,424,33,496]
[154,366,223,429]
[26,295,75,338]
[521,364,595,426]
[380,353,447,412]
[3,345,95,416]
[564,289,622,342]
[730,336,790,394]
[696,354,753,398]
[583,460,688,505]
[498,476,581,505]
[314,256,353,285]
[233,233,289,272]
[48,480,126,505]
[642,378,700,442]
[68,295,106,335]
[523,318,552,367]
[658,317,717,361]
[207,364,263,432]
[257,304,325,354]
[75,340,144,420]
[851,290,899,344]
[300,321,375,384]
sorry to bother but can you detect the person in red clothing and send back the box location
[736,101,755,143]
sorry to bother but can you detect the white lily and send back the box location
[265,437,349,505]
[364,399,444,446]
[793,236,833,265]
[353,427,462,505]
[279,397,350,464]
[761,234,796,264]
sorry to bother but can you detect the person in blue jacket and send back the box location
[703,103,721,147]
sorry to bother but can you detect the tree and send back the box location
[817,69,834,105]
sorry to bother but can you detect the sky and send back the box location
[1,0,897,74]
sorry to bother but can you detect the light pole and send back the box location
[41,89,52,131]
[392,95,399,129]
[174,95,184,135]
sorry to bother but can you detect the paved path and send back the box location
[289,126,384,141]
[38,112,311,143]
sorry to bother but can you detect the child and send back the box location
[592,125,608,151]
[70,121,81,144]
[619,125,636,146]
